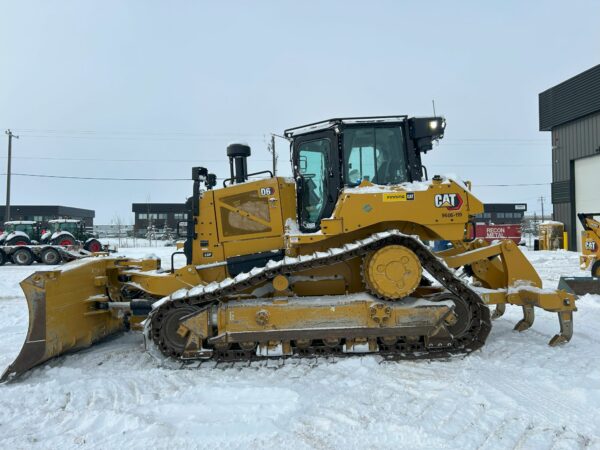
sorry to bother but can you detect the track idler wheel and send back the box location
[430,293,473,339]
[152,303,202,358]
[363,245,422,300]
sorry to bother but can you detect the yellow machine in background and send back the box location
[578,213,600,274]
[538,221,565,251]
[2,116,577,381]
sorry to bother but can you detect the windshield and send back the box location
[16,224,34,235]
[343,126,408,186]
[51,222,78,233]
[2,223,33,234]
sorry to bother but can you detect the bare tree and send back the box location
[112,214,124,248]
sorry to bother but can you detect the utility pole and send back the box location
[539,196,545,221]
[267,134,278,176]
[4,129,19,223]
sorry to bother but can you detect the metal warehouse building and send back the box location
[473,203,528,225]
[0,205,95,228]
[539,63,600,251]
[131,203,187,236]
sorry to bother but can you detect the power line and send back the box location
[3,172,189,181]
[434,163,550,167]
[440,144,547,147]
[474,182,549,187]
[12,129,265,137]
[11,128,548,140]
[13,134,549,146]
[7,129,549,145]
[0,172,269,181]
[0,155,273,163]
[12,134,266,142]
[445,138,547,142]
[0,172,549,187]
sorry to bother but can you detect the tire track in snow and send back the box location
[474,367,599,440]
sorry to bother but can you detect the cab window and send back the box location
[343,126,408,186]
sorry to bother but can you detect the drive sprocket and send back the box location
[362,244,422,300]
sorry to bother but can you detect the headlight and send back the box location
[429,120,439,130]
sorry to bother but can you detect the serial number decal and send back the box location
[434,193,463,210]
[382,192,414,202]
[203,252,213,258]
[442,212,463,218]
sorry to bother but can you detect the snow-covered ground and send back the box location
[1,247,599,449]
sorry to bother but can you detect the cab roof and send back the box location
[284,115,408,138]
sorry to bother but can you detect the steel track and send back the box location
[149,231,492,362]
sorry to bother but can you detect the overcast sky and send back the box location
[1,1,599,224]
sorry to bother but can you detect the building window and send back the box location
[33,215,44,222]
[158,213,167,220]
[497,212,505,219]
[174,213,188,220]
[138,213,147,219]
[483,213,491,219]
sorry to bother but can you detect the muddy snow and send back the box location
[1,247,599,449]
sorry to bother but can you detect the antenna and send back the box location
[432,99,437,117]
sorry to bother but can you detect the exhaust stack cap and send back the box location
[227,143,251,158]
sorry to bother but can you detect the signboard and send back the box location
[473,224,522,244]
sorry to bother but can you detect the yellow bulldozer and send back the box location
[558,213,600,296]
[2,116,577,381]
[579,213,600,274]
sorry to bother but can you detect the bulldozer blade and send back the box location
[558,276,600,296]
[1,259,125,382]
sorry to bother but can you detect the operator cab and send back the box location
[47,219,82,235]
[1,220,37,235]
[284,116,446,232]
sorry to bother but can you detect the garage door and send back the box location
[574,154,600,251]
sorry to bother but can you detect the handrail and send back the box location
[222,170,274,187]
[170,251,186,274]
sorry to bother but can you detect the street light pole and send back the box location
[5,129,19,223]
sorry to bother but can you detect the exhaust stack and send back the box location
[227,143,251,184]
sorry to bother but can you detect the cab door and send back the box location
[293,130,340,232]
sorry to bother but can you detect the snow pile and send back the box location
[540,220,564,226]
[1,247,600,448]
[342,175,468,195]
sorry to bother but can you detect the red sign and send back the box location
[473,224,521,244]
